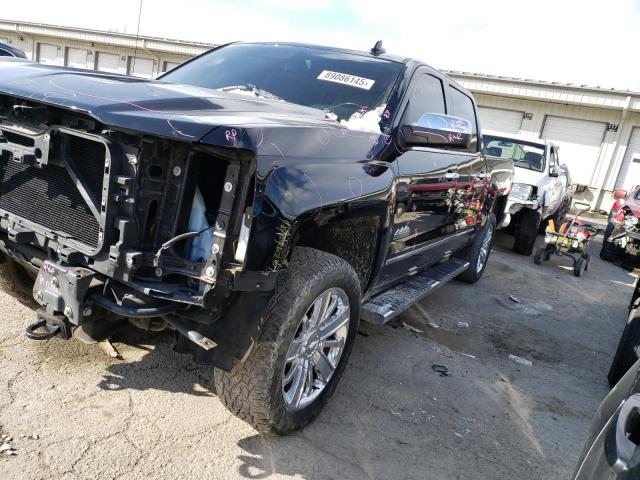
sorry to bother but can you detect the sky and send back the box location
[3,0,639,90]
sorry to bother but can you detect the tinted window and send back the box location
[402,73,445,124]
[161,44,403,132]
[0,48,12,57]
[449,87,478,151]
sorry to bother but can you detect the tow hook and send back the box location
[25,310,72,340]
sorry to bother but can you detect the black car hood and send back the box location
[0,60,335,143]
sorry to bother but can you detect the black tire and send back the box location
[573,257,584,277]
[533,247,545,265]
[600,238,625,262]
[513,209,542,256]
[608,306,640,387]
[214,247,361,434]
[456,214,496,284]
[584,253,592,271]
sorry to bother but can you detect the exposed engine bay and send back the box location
[0,94,254,354]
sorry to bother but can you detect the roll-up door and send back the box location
[38,43,59,65]
[478,107,523,134]
[96,52,120,73]
[615,128,640,191]
[65,48,87,69]
[128,57,154,78]
[541,116,606,186]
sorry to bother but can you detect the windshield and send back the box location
[483,135,546,172]
[160,43,404,132]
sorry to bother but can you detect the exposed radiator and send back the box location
[0,134,106,249]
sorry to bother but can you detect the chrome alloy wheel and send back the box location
[282,287,350,410]
[476,224,494,273]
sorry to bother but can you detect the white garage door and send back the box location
[128,57,154,78]
[96,52,120,73]
[66,48,87,69]
[38,43,58,65]
[541,116,606,186]
[162,61,181,73]
[478,107,523,134]
[615,128,640,191]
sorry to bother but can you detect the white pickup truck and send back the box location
[483,131,572,255]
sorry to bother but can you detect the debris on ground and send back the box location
[30,434,39,440]
[1,434,16,456]
[461,353,477,359]
[456,321,469,329]
[431,365,451,377]
[99,339,121,359]
[427,321,441,329]
[402,322,424,334]
[358,329,370,337]
[509,295,520,303]
[508,354,533,367]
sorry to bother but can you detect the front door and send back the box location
[378,68,468,286]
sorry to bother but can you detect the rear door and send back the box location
[378,68,467,285]
[447,86,488,233]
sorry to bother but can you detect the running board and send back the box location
[361,258,470,325]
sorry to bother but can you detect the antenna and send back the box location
[371,40,386,56]
[132,0,143,74]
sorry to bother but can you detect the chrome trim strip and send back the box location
[385,230,473,266]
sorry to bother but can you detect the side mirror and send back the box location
[401,113,472,149]
[549,166,559,177]
[614,189,628,199]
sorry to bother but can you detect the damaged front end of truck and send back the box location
[0,87,282,370]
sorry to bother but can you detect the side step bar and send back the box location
[361,258,469,325]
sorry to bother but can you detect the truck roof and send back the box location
[482,129,554,148]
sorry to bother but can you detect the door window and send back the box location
[448,87,479,152]
[401,73,446,126]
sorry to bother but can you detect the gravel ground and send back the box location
[0,231,635,479]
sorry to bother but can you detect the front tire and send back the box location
[214,248,361,434]
[513,209,541,256]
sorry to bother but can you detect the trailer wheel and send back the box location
[513,209,541,256]
[533,247,545,265]
[608,306,640,387]
[214,247,361,434]
[573,257,585,277]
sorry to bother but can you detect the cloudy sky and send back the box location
[3,0,639,90]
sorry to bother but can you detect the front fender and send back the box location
[245,159,396,288]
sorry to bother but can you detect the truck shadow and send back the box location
[96,328,215,397]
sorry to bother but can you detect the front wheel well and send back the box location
[292,215,381,291]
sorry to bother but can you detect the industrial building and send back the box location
[1,19,638,211]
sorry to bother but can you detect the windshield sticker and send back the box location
[317,70,375,90]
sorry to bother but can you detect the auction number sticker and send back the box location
[317,70,375,90]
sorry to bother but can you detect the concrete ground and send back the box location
[0,231,635,480]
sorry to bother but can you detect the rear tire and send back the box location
[214,247,361,434]
[457,214,496,284]
[608,306,640,387]
[513,209,541,256]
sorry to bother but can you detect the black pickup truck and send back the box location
[0,42,511,433]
